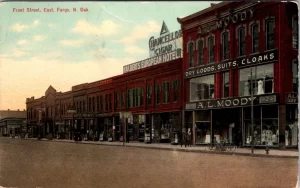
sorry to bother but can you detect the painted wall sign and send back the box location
[185,49,278,78]
[148,21,182,57]
[185,94,278,110]
[216,9,254,29]
[123,49,181,73]
[286,92,298,104]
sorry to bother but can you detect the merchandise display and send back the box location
[257,80,265,95]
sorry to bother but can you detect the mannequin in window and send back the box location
[264,75,273,93]
[244,82,250,96]
[257,80,265,95]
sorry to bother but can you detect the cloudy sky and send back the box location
[0,1,215,110]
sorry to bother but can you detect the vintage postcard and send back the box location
[0,1,298,188]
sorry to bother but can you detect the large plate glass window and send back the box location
[190,74,215,101]
[239,64,274,97]
[223,71,229,98]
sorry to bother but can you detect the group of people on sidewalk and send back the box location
[180,129,192,147]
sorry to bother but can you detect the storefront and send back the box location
[285,93,298,147]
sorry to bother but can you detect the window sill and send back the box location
[221,59,230,62]
[237,55,246,59]
[265,49,276,52]
[250,52,260,56]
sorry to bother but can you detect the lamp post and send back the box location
[250,67,254,154]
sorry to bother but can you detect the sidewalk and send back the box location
[24,138,298,159]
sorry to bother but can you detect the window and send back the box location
[238,27,246,56]
[188,42,194,67]
[208,36,214,63]
[292,16,298,49]
[88,98,91,112]
[239,64,274,96]
[222,32,229,60]
[162,81,170,104]
[109,94,112,111]
[92,97,95,112]
[266,19,275,50]
[147,86,152,106]
[197,39,204,65]
[190,75,215,101]
[293,60,298,92]
[173,80,179,102]
[135,88,139,107]
[156,84,161,104]
[99,96,102,112]
[223,72,229,98]
[140,88,144,106]
[115,92,119,109]
[127,88,143,108]
[96,96,99,111]
[105,94,108,111]
[121,92,124,109]
[252,24,259,53]
[83,101,85,112]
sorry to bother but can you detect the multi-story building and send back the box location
[177,2,298,147]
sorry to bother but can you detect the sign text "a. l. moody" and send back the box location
[185,49,278,78]
[123,49,181,73]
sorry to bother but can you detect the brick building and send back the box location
[177,2,298,147]
[0,109,26,137]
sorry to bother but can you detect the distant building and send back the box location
[0,109,26,136]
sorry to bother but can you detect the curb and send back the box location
[23,138,298,159]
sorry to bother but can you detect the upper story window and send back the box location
[115,92,119,109]
[223,71,230,98]
[265,18,275,50]
[121,92,125,109]
[173,80,179,102]
[188,42,194,67]
[208,36,215,63]
[292,16,298,49]
[197,39,204,65]
[99,96,103,112]
[238,27,246,56]
[96,96,99,111]
[190,74,215,101]
[105,94,108,111]
[292,60,298,93]
[109,94,112,111]
[221,31,229,60]
[155,83,161,104]
[147,85,152,106]
[251,23,259,53]
[92,97,95,112]
[162,81,170,104]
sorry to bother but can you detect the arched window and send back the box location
[251,23,259,53]
[188,42,194,67]
[238,27,246,56]
[197,39,204,65]
[265,18,275,50]
[222,32,229,60]
[208,36,215,63]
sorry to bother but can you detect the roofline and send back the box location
[177,1,233,24]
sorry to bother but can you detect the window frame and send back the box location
[265,18,275,50]
[196,38,204,66]
[187,40,195,68]
[221,31,230,60]
[238,26,246,56]
[207,35,215,64]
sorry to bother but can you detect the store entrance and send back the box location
[212,108,241,145]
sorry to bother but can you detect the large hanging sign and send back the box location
[123,49,181,73]
[148,21,182,57]
[185,49,278,78]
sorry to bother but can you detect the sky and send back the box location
[0,1,217,110]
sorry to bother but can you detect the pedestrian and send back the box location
[187,129,192,147]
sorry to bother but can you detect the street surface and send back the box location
[0,138,297,188]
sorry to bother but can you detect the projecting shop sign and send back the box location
[148,21,182,58]
[123,49,181,73]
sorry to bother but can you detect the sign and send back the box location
[148,21,182,57]
[185,94,278,110]
[123,49,181,73]
[185,49,278,78]
[286,92,298,104]
[216,9,254,29]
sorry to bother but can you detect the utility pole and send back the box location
[250,68,254,154]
